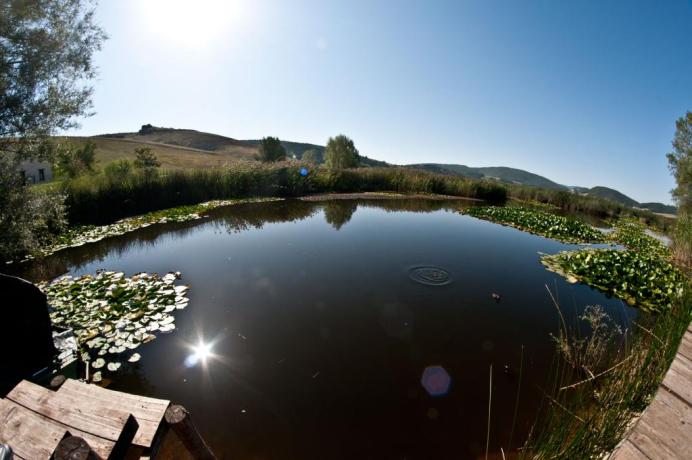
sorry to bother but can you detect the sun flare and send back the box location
[139,0,242,47]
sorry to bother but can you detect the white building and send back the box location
[19,160,52,184]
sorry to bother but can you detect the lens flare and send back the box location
[185,341,213,367]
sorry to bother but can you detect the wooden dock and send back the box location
[610,324,692,459]
[0,378,215,459]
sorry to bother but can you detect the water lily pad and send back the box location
[92,358,105,369]
[128,353,141,363]
[107,362,121,372]
[92,371,102,383]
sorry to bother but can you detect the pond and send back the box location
[7,199,637,459]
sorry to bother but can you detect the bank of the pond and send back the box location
[521,282,691,459]
[7,197,283,264]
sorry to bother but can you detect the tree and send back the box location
[302,148,322,164]
[0,0,106,159]
[667,111,692,268]
[257,136,286,162]
[0,0,105,262]
[133,147,160,178]
[668,112,692,213]
[55,142,97,178]
[325,135,359,169]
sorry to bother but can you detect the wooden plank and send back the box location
[0,399,67,460]
[628,388,692,459]
[59,379,169,448]
[677,333,692,363]
[661,354,692,405]
[610,439,650,459]
[7,380,138,445]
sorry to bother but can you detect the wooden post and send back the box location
[164,404,216,460]
[52,436,91,460]
[49,374,67,390]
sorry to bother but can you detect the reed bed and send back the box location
[520,282,691,459]
[62,162,508,224]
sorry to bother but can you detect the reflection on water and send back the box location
[4,199,637,459]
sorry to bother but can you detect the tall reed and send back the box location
[61,162,509,224]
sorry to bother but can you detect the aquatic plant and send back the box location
[463,206,607,244]
[39,270,189,382]
[608,218,671,259]
[541,249,684,312]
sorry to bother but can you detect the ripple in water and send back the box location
[408,266,452,286]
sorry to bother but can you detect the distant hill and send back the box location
[637,202,677,214]
[406,163,567,189]
[582,186,639,208]
[575,186,676,214]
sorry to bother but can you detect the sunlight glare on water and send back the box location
[185,341,213,367]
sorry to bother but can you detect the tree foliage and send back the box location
[325,135,359,169]
[0,155,66,262]
[302,148,322,164]
[55,141,97,178]
[0,0,104,261]
[0,0,106,159]
[667,111,692,214]
[134,147,161,169]
[258,136,286,162]
[667,111,692,269]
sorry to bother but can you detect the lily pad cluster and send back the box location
[541,249,685,313]
[39,270,190,382]
[608,218,671,259]
[8,197,283,264]
[464,206,607,244]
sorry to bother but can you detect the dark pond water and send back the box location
[8,199,637,459]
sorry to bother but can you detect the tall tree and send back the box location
[667,111,692,268]
[325,135,359,169]
[257,136,286,162]
[0,0,105,262]
[1,0,106,159]
[667,111,692,213]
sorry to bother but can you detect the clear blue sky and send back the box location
[72,0,692,204]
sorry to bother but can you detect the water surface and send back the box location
[9,200,636,459]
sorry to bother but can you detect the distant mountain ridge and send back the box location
[89,125,674,213]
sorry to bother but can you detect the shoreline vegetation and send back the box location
[6,198,282,264]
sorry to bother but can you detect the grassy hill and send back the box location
[60,136,250,169]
